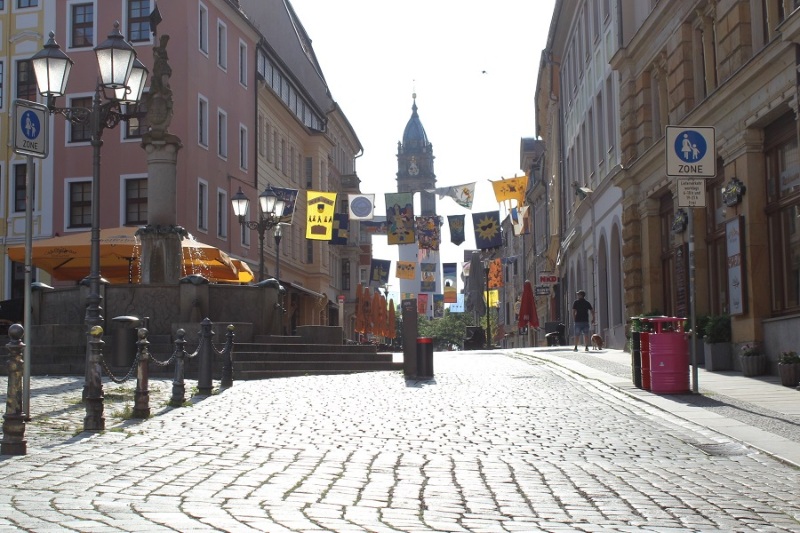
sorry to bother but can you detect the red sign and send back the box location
[338,295,345,304]
[538,273,558,284]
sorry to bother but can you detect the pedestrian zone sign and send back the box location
[13,99,48,158]
[666,126,715,178]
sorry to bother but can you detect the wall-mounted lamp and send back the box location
[575,185,594,200]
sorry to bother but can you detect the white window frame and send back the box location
[198,1,208,55]
[239,123,248,170]
[217,19,227,70]
[66,0,96,51]
[238,39,247,87]
[217,108,228,159]
[198,94,209,147]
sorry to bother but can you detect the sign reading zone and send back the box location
[13,100,48,158]
[666,126,715,178]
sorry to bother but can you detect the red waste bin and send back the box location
[648,317,689,394]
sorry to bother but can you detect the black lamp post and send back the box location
[31,25,148,432]
[231,184,286,281]
[483,259,492,350]
[274,224,284,334]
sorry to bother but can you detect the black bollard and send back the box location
[220,324,235,389]
[83,326,105,431]
[170,329,188,406]
[197,318,214,395]
[132,328,150,418]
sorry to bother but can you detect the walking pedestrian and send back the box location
[572,290,595,352]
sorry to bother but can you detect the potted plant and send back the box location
[739,342,767,377]
[778,351,800,387]
[703,314,731,371]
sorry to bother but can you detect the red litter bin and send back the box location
[648,317,689,394]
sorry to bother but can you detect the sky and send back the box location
[289,0,558,295]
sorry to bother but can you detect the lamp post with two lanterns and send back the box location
[231,184,286,282]
[31,24,148,431]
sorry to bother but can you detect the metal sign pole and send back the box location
[688,208,699,393]
[23,155,33,415]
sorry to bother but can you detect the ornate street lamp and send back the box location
[31,24,148,431]
[231,184,286,281]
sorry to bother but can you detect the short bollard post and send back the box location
[133,328,150,418]
[220,324,235,389]
[170,329,188,406]
[197,318,214,396]
[416,337,434,380]
[2,324,27,455]
[84,326,105,431]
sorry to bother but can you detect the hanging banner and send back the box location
[429,182,476,209]
[396,260,416,280]
[448,214,465,246]
[273,186,299,225]
[420,262,436,293]
[385,192,415,245]
[415,215,440,250]
[359,218,388,241]
[511,205,530,236]
[348,193,375,220]
[488,258,503,289]
[443,263,457,303]
[417,293,428,315]
[490,175,528,204]
[370,259,391,286]
[433,294,444,318]
[472,210,502,249]
[306,191,337,240]
[330,213,349,245]
[449,293,465,313]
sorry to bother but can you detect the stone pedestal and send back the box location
[142,137,182,227]
[139,226,184,284]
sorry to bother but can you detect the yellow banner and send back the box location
[305,191,337,240]
[396,260,416,280]
[491,175,529,204]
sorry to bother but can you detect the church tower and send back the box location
[396,95,441,313]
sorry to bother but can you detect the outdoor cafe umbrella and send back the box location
[6,226,244,283]
[518,279,539,330]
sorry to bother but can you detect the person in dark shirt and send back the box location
[572,290,595,352]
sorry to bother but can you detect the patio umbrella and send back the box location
[6,226,243,283]
[518,279,539,329]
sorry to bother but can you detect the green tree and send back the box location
[416,309,489,350]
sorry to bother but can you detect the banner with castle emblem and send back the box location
[330,213,349,245]
[472,210,502,249]
[448,215,465,245]
[443,263,457,303]
[490,176,528,204]
[420,262,436,293]
[370,259,391,286]
[396,261,416,280]
[415,215,440,250]
[385,192,415,245]
[305,191,337,240]
[273,186,300,225]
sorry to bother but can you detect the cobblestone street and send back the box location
[1,351,799,532]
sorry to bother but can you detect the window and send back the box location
[0,62,5,109]
[17,0,37,8]
[239,124,247,170]
[69,97,92,142]
[127,0,150,42]
[217,109,227,158]
[14,164,28,213]
[305,157,313,188]
[0,2,5,10]
[125,178,147,225]
[258,115,266,157]
[125,90,148,138]
[16,60,36,101]
[659,194,676,317]
[280,139,286,173]
[766,113,800,314]
[198,2,208,54]
[239,40,247,86]
[198,95,208,146]
[69,181,92,228]
[217,20,227,69]
[306,240,313,264]
[198,181,208,230]
[217,189,227,238]
[342,260,350,290]
[70,3,93,48]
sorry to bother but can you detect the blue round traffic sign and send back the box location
[673,130,707,163]
[20,110,41,140]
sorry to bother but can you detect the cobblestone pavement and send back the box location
[1,352,799,532]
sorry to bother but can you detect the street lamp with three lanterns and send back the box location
[31,23,148,431]
[231,184,287,282]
